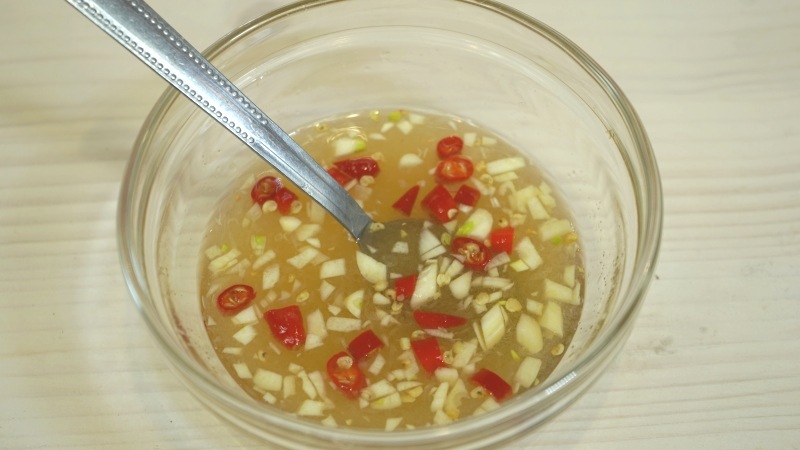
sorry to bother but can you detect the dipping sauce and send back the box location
[199,109,583,430]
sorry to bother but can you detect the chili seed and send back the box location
[504,298,522,312]
[391,301,403,314]
[470,387,486,398]
[441,233,452,246]
[442,350,454,365]
[337,355,354,370]
[411,330,427,340]
[262,200,278,213]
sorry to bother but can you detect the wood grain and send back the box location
[1,1,798,448]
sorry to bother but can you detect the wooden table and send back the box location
[2,1,798,448]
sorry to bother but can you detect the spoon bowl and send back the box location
[66,0,384,248]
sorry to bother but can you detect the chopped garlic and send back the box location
[539,301,564,336]
[385,417,403,431]
[326,316,362,333]
[262,264,280,289]
[526,299,544,315]
[527,196,550,220]
[391,241,410,254]
[231,306,258,325]
[344,289,365,318]
[321,415,338,428]
[297,399,327,417]
[478,304,507,350]
[539,219,572,242]
[430,382,449,412]
[516,314,544,353]
[232,325,257,346]
[296,224,322,242]
[371,392,402,410]
[368,353,386,375]
[398,153,424,168]
[232,362,252,379]
[456,208,493,241]
[515,237,543,271]
[544,278,576,304]
[279,216,302,233]
[333,137,366,157]
[410,261,438,309]
[563,265,576,287]
[306,309,328,338]
[208,248,241,274]
[451,340,478,368]
[287,247,320,269]
[396,120,413,135]
[253,369,282,392]
[356,251,387,285]
[320,258,346,279]
[485,156,525,175]
[252,249,276,270]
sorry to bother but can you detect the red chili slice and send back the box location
[273,188,298,215]
[334,157,380,179]
[451,236,491,271]
[264,305,306,349]
[412,310,467,329]
[490,227,515,254]
[251,176,283,205]
[394,273,417,301]
[326,351,366,398]
[470,368,512,401]
[454,184,481,206]
[410,336,446,375]
[435,156,474,183]
[327,166,353,187]
[392,185,421,216]
[216,284,255,314]
[436,135,464,159]
[421,184,458,223]
[347,329,384,362]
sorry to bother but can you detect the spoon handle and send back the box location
[65,0,373,240]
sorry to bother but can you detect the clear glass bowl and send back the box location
[118,0,662,448]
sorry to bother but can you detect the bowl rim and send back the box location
[117,0,663,445]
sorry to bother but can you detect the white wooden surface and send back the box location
[2,1,799,448]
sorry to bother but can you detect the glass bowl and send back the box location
[118,0,662,448]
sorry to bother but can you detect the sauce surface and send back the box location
[199,109,583,430]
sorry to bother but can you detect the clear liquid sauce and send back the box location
[199,109,583,430]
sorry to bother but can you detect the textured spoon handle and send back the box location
[65,0,373,239]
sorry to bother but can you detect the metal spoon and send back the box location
[67,0,426,273]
